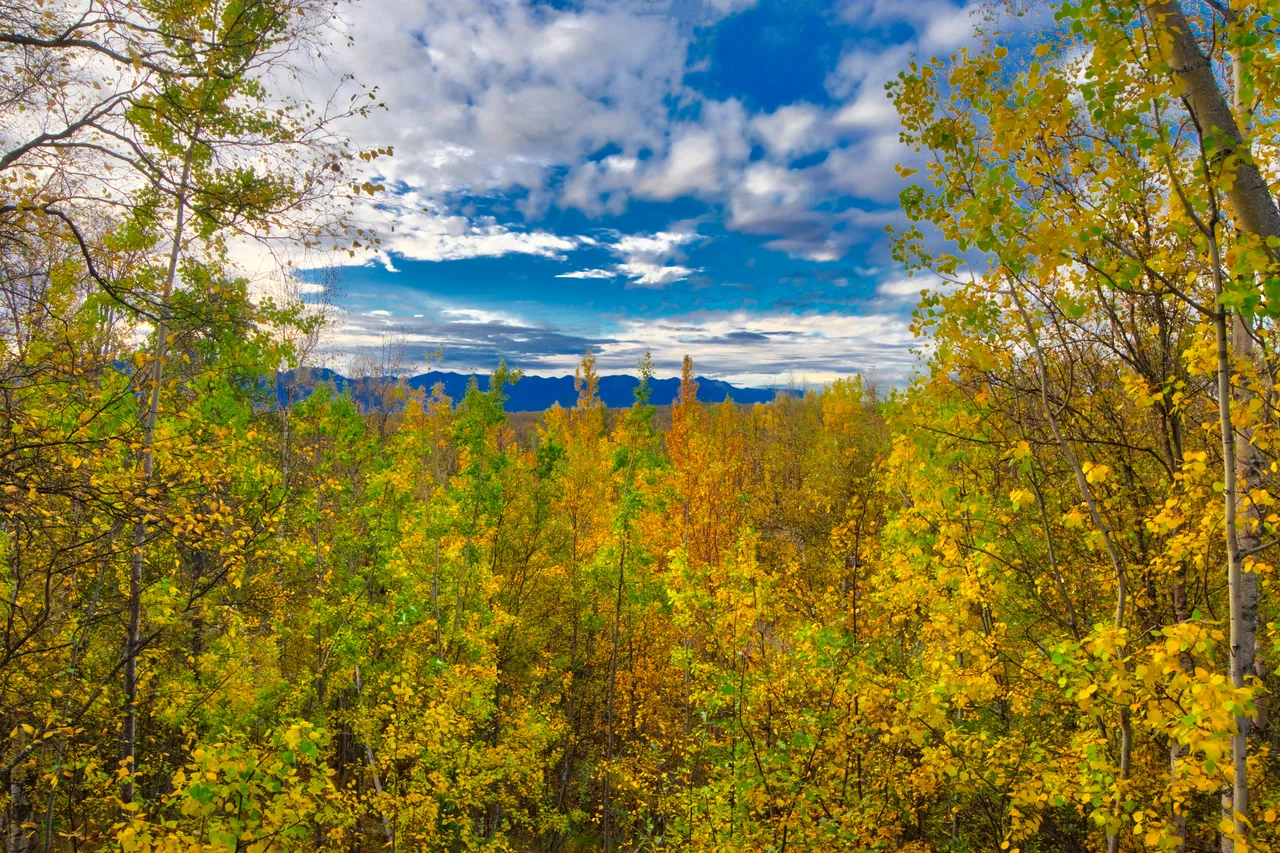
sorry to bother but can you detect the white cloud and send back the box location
[826,45,908,130]
[731,162,814,218]
[750,103,826,158]
[546,36,922,264]
[613,230,698,261]
[918,3,983,52]
[439,307,522,325]
[554,227,700,286]
[316,302,920,385]
[556,268,617,279]
[595,309,919,384]
[330,0,688,199]
[347,192,584,265]
[876,277,929,297]
[836,0,976,48]
[617,261,697,287]
[653,132,719,194]
[822,139,914,203]
[611,227,700,285]
[295,0,978,290]
[837,0,1040,55]
[314,2,805,265]
[725,162,839,261]
[723,160,908,262]
[311,300,605,377]
[827,45,903,99]
[560,154,644,216]
[870,273,956,310]
[387,220,578,262]
[831,96,898,130]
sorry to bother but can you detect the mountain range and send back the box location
[283,368,784,412]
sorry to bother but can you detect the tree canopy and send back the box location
[2,0,1280,851]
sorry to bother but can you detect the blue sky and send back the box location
[311,0,993,385]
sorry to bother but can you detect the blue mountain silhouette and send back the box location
[282,368,781,412]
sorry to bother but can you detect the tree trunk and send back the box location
[1145,8,1275,842]
[1145,1,1280,246]
[7,733,31,853]
[1228,27,1266,737]
[432,536,442,658]
[1210,232,1250,851]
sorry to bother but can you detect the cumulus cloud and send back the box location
[555,227,701,286]
[827,45,909,129]
[332,0,687,198]
[617,261,698,287]
[301,0,988,272]
[750,104,827,158]
[381,217,579,262]
[285,0,995,381]
[348,192,585,265]
[612,229,699,262]
[639,100,752,200]
[638,131,724,199]
[316,0,849,267]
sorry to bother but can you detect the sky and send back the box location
[304,0,995,387]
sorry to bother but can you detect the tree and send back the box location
[891,0,1280,847]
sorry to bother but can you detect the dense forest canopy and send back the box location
[2,0,1280,851]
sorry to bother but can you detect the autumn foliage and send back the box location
[5,0,1280,851]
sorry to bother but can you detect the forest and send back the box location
[3,0,1280,851]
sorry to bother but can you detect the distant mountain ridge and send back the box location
[284,368,782,412]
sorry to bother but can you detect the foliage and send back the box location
[5,0,1280,852]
